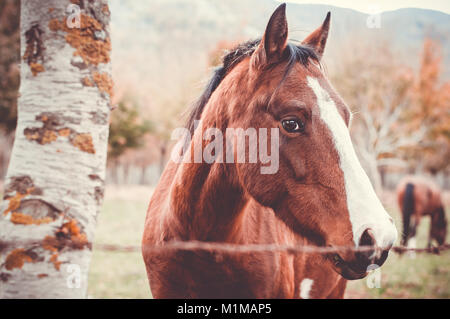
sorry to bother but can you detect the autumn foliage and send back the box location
[410,39,450,173]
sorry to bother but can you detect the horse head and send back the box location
[198,4,397,279]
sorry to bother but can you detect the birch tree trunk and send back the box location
[0,0,112,298]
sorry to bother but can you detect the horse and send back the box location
[397,175,447,249]
[142,3,397,299]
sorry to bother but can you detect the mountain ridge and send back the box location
[109,0,449,97]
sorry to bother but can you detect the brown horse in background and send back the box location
[142,4,397,298]
[397,176,447,248]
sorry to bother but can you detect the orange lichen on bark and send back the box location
[37,273,48,278]
[5,249,36,270]
[58,128,72,137]
[29,63,45,76]
[48,14,111,66]
[42,218,90,254]
[23,25,44,76]
[41,130,57,144]
[102,5,110,16]
[82,76,94,87]
[64,219,80,235]
[60,219,90,249]
[24,113,60,145]
[71,133,95,154]
[3,188,34,215]
[25,115,97,153]
[50,253,61,270]
[42,235,59,252]
[92,72,114,98]
[10,212,54,225]
[48,18,60,32]
[25,128,58,145]
[3,193,26,215]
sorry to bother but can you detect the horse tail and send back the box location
[402,182,415,246]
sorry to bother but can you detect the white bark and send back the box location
[0,0,111,298]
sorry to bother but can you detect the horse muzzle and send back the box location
[330,229,392,280]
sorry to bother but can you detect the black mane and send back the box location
[185,39,319,135]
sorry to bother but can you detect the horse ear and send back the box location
[302,12,331,59]
[251,3,288,69]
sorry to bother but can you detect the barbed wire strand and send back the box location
[94,241,450,255]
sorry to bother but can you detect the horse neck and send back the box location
[168,141,248,242]
[166,68,254,241]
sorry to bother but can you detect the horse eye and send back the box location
[281,119,305,133]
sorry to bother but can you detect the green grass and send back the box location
[88,190,450,299]
[88,198,151,298]
[345,204,450,299]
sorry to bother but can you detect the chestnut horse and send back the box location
[142,4,397,298]
[397,176,447,248]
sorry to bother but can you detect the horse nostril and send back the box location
[355,228,379,267]
[359,228,376,248]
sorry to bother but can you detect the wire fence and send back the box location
[95,240,450,255]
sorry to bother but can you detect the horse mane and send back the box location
[185,39,320,135]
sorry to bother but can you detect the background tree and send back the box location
[108,98,152,160]
[330,37,449,192]
[407,38,450,174]
[0,0,19,134]
[330,40,422,193]
[0,0,20,179]
[0,0,112,298]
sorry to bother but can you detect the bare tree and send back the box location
[353,96,426,193]
[0,0,112,298]
[330,39,427,193]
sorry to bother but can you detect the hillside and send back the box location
[109,0,450,109]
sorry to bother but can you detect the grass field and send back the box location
[87,186,450,299]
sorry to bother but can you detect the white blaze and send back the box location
[307,77,397,248]
[300,278,314,299]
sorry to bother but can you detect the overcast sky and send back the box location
[282,0,450,14]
